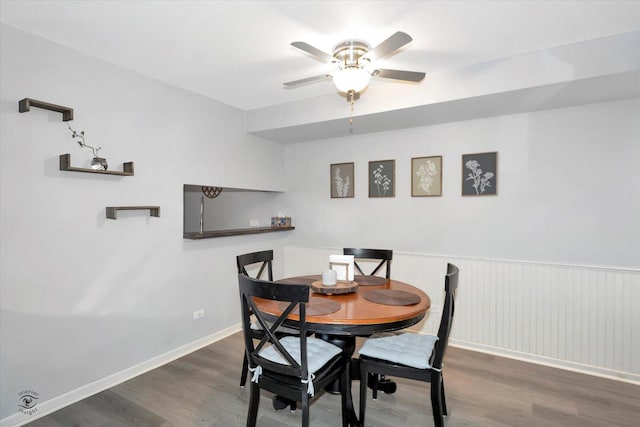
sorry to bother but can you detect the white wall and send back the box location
[282,98,640,268]
[281,98,640,381]
[0,24,293,424]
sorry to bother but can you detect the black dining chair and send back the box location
[343,248,393,279]
[344,248,395,396]
[238,274,351,427]
[358,263,459,427]
[237,250,299,388]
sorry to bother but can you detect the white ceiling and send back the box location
[2,0,639,112]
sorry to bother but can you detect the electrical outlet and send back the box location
[249,219,259,227]
[193,309,205,320]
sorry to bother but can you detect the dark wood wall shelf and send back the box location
[60,154,134,176]
[183,226,295,239]
[19,98,74,121]
[106,206,160,220]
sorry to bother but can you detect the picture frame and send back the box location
[411,156,442,197]
[330,162,354,198]
[462,151,498,196]
[368,159,395,198]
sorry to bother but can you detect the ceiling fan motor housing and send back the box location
[333,40,370,69]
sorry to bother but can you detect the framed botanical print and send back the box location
[368,159,395,198]
[462,151,498,196]
[330,162,354,198]
[412,156,442,197]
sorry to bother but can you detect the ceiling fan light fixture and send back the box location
[332,67,370,94]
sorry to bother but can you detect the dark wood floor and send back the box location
[28,332,640,426]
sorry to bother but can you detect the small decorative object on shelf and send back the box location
[90,157,108,171]
[67,124,107,170]
[271,215,291,227]
[106,206,160,220]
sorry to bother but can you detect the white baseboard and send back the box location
[450,339,640,385]
[1,324,242,427]
[3,325,637,427]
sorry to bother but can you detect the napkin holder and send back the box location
[329,254,355,282]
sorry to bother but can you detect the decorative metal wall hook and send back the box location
[199,187,223,234]
[202,186,223,198]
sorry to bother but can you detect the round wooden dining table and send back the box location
[256,275,431,335]
[253,274,431,427]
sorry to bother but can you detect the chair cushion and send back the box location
[358,332,438,369]
[259,336,342,374]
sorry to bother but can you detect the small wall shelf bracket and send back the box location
[106,206,160,220]
[19,98,74,121]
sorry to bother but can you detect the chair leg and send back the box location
[359,362,368,426]
[301,390,310,427]
[240,353,249,387]
[370,373,379,400]
[441,378,448,416]
[247,381,260,427]
[340,366,349,427]
[430,374,444,427]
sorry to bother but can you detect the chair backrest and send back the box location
[343,248,393,278]
[238,274,310,379]
[430,263,459,370]
[237,250,274,281]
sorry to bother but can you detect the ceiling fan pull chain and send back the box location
[349,93,355,134]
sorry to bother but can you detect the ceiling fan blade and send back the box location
[363,31,413,61]
[372,68,426,82]
[291,41,334,63]
[283,74,331,87]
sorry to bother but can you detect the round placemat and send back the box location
[311,280,358,295]
[354,275,388,286]
[277,297,341,316]
[276,275,319,285]
[363,289,421,306]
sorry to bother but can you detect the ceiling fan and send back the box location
[284,31,425,102]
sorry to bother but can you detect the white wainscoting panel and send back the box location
[284,246,640,383]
